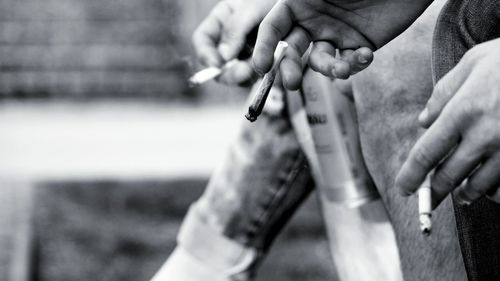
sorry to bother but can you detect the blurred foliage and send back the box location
[33,179,337,281]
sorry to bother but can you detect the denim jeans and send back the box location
[151,86,315,281]
[152,75,404,281]
[150,0,500,279]
[432,0,500,280]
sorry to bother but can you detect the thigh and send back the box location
[352,1,467,280]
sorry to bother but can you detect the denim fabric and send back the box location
[432,1,500,280]
[177,88,315,280]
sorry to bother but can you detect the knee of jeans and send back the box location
[191,112,314,251]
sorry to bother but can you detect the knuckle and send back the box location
[222,26,240,41]
[411,145,434,169]
[469,125,497,153]
[433,169,458,191]
[457,98,480,120]
[215,0,231,12]
[262,21,284,40]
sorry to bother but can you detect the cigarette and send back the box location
[188,59,238,86]
[418,173,432,236]
[245,41,288,122]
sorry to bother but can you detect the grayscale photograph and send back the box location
[0,0,499,280]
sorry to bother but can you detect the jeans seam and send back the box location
[243,151,309,247]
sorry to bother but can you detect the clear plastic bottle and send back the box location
[289,68,404,281]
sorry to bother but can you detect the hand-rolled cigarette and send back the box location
[245,41,288,122]
[188,59,238,86]
[418,174,432,236]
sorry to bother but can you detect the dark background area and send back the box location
[0,0,246,103]
[34,180,337,281]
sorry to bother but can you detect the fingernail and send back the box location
[330,68,337,79]
[218,44,232,61]
[455,190,473,206]
[418,107,429,123]
[396,183,412,196]
[397,187,406,196]
[358,56,368,64]
[456,195,472,206]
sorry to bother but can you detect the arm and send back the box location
[193,0,374,88]
[252,0,433,89]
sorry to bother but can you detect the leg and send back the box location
[151,88,314,281]
[351,1,467,280]
[432,0,500,279]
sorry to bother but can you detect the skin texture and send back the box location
[185,0,500,280]
[192,0,374,88]
[396,37,500,206]
[192,0,275,84]
[252,0,433,87]
[350,1,468,280]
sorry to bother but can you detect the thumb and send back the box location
[218,11,258,61]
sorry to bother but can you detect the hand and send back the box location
[192,0,276,85]
[396,38,500,207]
[278,35,374,90]
[252,0,433,87]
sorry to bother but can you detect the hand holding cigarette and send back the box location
[188,59,238,86]
[251,0,432,90]
[245,41,288,122]
[191,0,275,86]
[396,38,500,210]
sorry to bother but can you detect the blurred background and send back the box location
[0,0,336,280]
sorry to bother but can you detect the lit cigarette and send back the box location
[188,59,238,86]
[418,174,432,236]
[245,41,288,122]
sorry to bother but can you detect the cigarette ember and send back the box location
[420,214,432,236]
[188,59,238,86]
[418,174,432,236]
[245,41,288,122]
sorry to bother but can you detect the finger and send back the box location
[280,48,304,90]
[454,153,500,205]
[280,27,311,90]
[338,47,374,75]
[332,59,351,79]
[218,9,259,61]
[217,60,256,85]
[253,1,294,75]
[418,51,475,128]
[396,113,461,196]
[315,47,374,79]
[192,18,224,67]
[486,187,500,204]
[192,2,233,66]
[430,141,484,209]
[309,41,336,77]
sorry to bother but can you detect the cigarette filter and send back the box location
[419,174,432,235]
[245,41,288,122]
[301,69,379,208]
